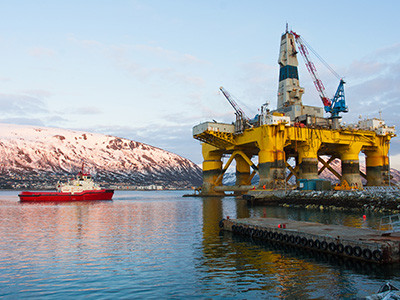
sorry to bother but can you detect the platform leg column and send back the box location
[364,151,386,186]
[270,150,286,189]
[297,141,320,181]
[201,144,224,196]
[340,144,363,189]
[258,148,274,189]
[383,155,390,185]
[258,153,285,189]
[258,126,286,190]
[235,155,250,195]
[342,160,362,188]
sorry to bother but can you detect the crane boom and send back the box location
[291,30,348,121]
[219,86,250,121]
[290,31,332,109]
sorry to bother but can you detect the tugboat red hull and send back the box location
[18,189,114,202]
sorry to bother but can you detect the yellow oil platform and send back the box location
[193,28,396,196]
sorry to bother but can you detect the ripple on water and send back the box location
[0,191,399,299]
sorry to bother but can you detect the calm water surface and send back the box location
[0,190,399,299]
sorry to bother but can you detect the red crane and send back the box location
[290,31,332,109]
[290,30,348,120]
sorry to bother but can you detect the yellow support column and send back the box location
[235,154,251,186]
[297,139,321,180]
[201,143,224,195]
[364,151,385,186]
[364,137,390,186]
[258,125,286,190]
[234,154,251,195]
[271,149,286,189]
[340,143,363,189]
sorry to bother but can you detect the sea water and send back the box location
[0,190,399,299]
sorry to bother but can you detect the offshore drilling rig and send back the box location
[193,27,396,196]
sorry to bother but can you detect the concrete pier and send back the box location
[220,217,400,264]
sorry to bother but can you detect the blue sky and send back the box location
[1,0,400,168]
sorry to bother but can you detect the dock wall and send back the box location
[220,218,400,264]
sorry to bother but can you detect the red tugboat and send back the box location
[19,165,114,202]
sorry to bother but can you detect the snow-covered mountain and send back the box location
[0,123,202,189]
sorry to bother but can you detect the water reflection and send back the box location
[200,197,340,298]
[0,191,399,299]
[200,195,400,298]
[248,204,384,229]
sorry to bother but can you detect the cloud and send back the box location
[339,43,400,156]
[219,62,280,114]
[390,153,400,170]
[0,92,71,128]
[344,44,400,83]
[46,115,69,124]
[67,106,102,115]
[21,89,53,98]
[79,122,202,163]
[67,34,103,49]
[0,117,46,126]
[373,43,400,60]
[344,60,386,82]
[108,49,206,87]
[183,91,236,123]
[133,44,209,65]
[0,93,48,115]
[68,36,208,87]
[182,53,205,64]
[28,47,56,57]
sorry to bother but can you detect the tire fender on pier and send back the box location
[328,242,336,252]
[363,248,372,260]
[345,245,353,256]
[353,246,362,257]
[321,241,328,251]
[372,249,383,261]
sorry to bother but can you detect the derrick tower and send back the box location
[277,30,304,109]
[193,28,395,196]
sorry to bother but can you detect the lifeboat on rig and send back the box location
[18,165,114,202]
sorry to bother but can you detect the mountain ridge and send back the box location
[0,123,202,189]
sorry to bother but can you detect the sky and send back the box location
[1,0,400,168]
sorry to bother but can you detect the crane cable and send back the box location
[299,36,342,81]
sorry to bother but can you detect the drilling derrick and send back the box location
[277,30,304,109]
[275,30,324,126]
[193,26,396,196]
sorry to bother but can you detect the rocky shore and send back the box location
[244,188,400,212]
